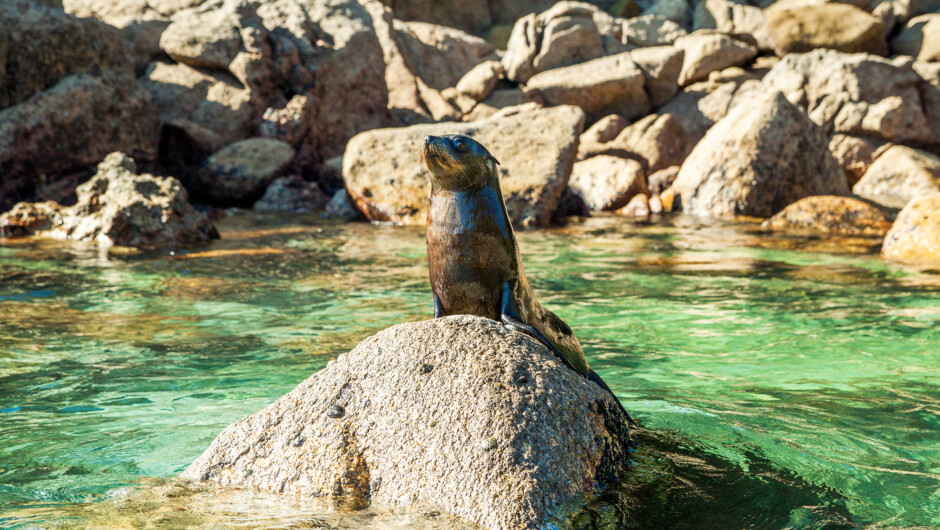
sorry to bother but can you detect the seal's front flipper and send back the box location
[433,292,445,318]
[588,369,636,426]
[500,282,577,373]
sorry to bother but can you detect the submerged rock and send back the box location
[673,91,847,218]
[343,105,584,227]
[761,196,892,236]
[181,315,633,529]
[0,153,218,247]
[882,195,940,265]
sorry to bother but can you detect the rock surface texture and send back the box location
[761,195,892,236]
[0,153,217,247]
[882,196,940,265]
[673,91,847,218]
[181,315,633,530]
[343,105,585,227]
[852,146,940,209]
[764,3,888,57]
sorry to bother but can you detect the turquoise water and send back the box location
[1,213,937,527]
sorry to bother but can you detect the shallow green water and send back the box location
[1,213,938,528]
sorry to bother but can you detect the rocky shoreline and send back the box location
[1,0,939,260]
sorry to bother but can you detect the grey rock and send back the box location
[198,138,296,205]
[253,175,329,213]
[180,315,633,530]
[623,14,687,47]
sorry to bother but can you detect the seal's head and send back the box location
[422,134,500,191]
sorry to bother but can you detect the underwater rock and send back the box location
[181,315,633,530]
[761,195,892,237]
[0,153,217,247]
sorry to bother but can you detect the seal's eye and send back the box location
[452,138,469,153]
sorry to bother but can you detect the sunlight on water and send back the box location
[1,212,937,527]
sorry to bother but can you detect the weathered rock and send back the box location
[761,195,892,236]
[641,0,690,28]
[881,195,940,264]
[0,153,217,247]
[615,193,651,217]
[524,52,650,121]
[456,61,504,101]
[577,114,629,157]
[0,72,160,212]
[502,3,631,84]
[608,113,688,173]
[764,3,887,56]
[623,14,686,46]
[674,31,757,87]
[322,189,363,221]
[673,91,847,218]
[382,0,492,36]
[141,61,254,153]
[343,105,584,227]
[0,0,130,109]
[916,61,940,145]
[159,0,252,71]
[828,134,887,189]
[180,315,633,529]
[569,155,648,210]
[197,138,295,205]
[891,14,940,62]
[393,20,500,91]
[852,145,940,209]
[258,95,312,146]
[692,0,769,49]
[629,46,684,108]
[254,175,330,213]
[760,50,935,145]
[657,78,739,146]
[647,166,680,195]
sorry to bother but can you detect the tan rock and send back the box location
[693,0,769,49]
[764,3,887,56]
[0,153,217,247]
[827,134,887,189]
[609,113,688,173]
[577,114,630,158]
[0,72,160,212]
[657,79,740,146]
[159,0,248,71]
[524,52,650,121]
[853,145,940,209]
[343,105,585,227]
[462,88,531,121]
[673,91,847,218]
[674,31,758,86]
[456,60,504,101]
[648,166,680,195]
[180,315,633,530]
[569,155,648,210]
[393,20,499,91]
[615,193,651,217]
[891,14,940,62]
[761,195,892,236]
[630,46,684,107]
[882,195,940,264]
[761,50,935,145]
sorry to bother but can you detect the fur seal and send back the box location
[422,134,632,422]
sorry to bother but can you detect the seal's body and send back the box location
[422,134,630,419]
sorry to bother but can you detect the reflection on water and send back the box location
[1,212,938,527]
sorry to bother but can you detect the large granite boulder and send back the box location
[181,315,633,529]
[568,155,648,210]
[852,146,940,209]
[0,153,217,247]
[629,46,684,108]
[502,2,630,84]
[760,50,935,146]
[881,195,940,265]
[343,105,585,227]
[0,0,129,109]
[760,195,892,236]
[673,91,847,218]
[891,14,940,62]
[524,52,650,121]
[764,3,888,57]
[0,72,160,212]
